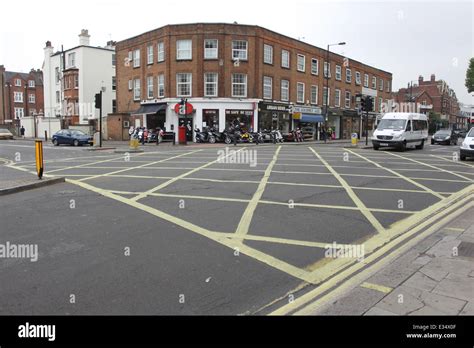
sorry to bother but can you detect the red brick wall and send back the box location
[115,23,393,114]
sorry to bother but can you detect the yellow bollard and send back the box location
[35,140,44,179]
[351,133,358,147]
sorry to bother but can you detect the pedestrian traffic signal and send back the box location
[366,96,373,112]
[94,93,102,109]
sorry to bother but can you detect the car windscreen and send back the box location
[377,119,406,130]
[0,129,10,133]
[435,131,450,135]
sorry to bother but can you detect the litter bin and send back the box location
[178,126,187,145]
[351,133,358,146]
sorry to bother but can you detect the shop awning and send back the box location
[134,103,167,115]
[298,114,325,123]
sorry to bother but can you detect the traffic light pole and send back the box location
[99,90,103,148]
[366,110,369,146]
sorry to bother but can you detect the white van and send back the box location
[371,113,428,151]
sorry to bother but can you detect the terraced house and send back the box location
[111,23,393,141]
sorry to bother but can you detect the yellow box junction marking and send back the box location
[235,146,281,237]
[309,147,386,234]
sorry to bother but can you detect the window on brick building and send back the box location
[263,44,273,64]
[15,79,21,87]
[74,75,78,88]
[176,73,192,96]
[204,40,218,59]
[204,73,218,97]
[158,74,165,97]
[281,80,289,101]
[297,54,305,72]
[372,76,376,89]
[133,79,141,100]
[346,68,352,83]
[311,58,319,75]
[147,45,154,65]
[310,85,318,104]
[14,107,24,118]
[147,76,154,99]
[323,87,330,106]
[345,91,351,108]
[379,97,383,112]
[232,73,247,97]
[28,80,35,88]
[297,82,305,103]
[324,62,331,78]
[232,41,248,60]
[281,50,290,68]
[335,65,342,80]
[157,42,165,62]
[386,80,391,93]
[355,72,361,85]
[335,89,341,107]
[177,40,192,60]
[133,49,140,68]
[14,92,23,103]
[128,80,133,91]
[263,76,272,99]
[28,94,35,103]
[379,79,384,91]
[364,74,369,87]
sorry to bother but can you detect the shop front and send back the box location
[132,102,167,131]
[258,102,291,132]
[341,110,361,140]
[292,106,324,140]
[225,109,254,131]
[327,109,342,140]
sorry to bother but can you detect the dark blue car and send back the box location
[52,129,93,146]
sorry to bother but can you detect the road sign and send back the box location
[35,140,44,179]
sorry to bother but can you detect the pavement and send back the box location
[0,139,472,315]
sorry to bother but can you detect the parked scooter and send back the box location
[195,127,216,143]
[271,129,284,143]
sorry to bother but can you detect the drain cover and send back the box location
[458,241,474,258]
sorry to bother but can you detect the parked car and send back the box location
[0,128,14,140]
[454,129,468,138]
[460,127,474,161]
[431,129,458,145]
[52,129,93,146]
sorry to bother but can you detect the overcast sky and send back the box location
[1,0,472,104]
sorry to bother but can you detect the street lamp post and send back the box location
[324,42,346,140]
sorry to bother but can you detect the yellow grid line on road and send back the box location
[387,152,474,182]
[130,147,248,202]
[429,154,474,169]
[76,150,202,182]
[309,147,386,234]
[344,149,445,200]
[235,146,282,237]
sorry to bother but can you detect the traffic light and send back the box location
[360,97,366,112]
[366,96,373,112]
[94,93,102,109]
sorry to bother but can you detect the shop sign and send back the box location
[293,106,322,114]
[225,109,254,116]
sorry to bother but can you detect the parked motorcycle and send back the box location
[195,127,216,143]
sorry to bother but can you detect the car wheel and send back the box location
[431,139,434,145]
[399,141,407,152]
[73,139,79,147]
[53,139,59,146]
[373,145,379,151]
[460,154,466,161]
[416,140,424,150]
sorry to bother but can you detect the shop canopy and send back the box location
[134,103,167,115]
[294,113,325,123]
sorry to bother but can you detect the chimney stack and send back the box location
[430,74,436,82]
[418,75,423,84]
[45,41,52,48]
[79,29,90,46]
[0,65,5,73]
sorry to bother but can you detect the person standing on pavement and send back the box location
[128,126,134,139]
[20,126,25,138]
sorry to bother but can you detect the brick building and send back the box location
[0,65,44,131]
[393,74,460,128]
[113,23,393,141]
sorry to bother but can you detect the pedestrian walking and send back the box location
[321,126,327,143]
[128,126,134,139]
[20,126,25,138]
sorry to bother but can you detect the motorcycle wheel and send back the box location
[225,136,232,144]
[209,136,216,144]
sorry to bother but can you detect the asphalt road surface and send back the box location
[0,140,473,314]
